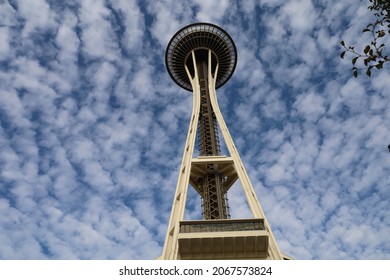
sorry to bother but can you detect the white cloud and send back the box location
[16,0,56,36]
[339,79,367,113]
[281,0,317,32]
[55,12,80,66]
[194,0,230,22]
[146,1,194,46]
[0,28,11,60]
[0,1,18,27]
[79,0,119,59]
[294,91,326,122]
[111,0,145,52]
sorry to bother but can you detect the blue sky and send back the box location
[0,0,389,260]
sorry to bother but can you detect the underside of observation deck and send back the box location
[165,22,237,91]
[178,219,269,260]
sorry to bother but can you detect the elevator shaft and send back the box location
[196,59,229,220]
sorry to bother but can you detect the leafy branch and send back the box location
[340,0,390,77]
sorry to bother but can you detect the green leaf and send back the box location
[378,30,385,38]
[340,51,346,59]
[353,69,358,78]
[364,45,370,54]
[366,68,371,77]
[340,40,345,47]
[352,56,359,65]
[363,28,371,33]
[375,61,384,69]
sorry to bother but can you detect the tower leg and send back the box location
[161,51,201,260]
[207,51,283,259]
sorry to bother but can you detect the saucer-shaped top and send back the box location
[166,23,237,91]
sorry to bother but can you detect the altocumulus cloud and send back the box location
[0,0,389,259]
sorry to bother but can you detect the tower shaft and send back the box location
[197,60,229,220]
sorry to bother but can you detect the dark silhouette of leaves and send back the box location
[340,0,389,77]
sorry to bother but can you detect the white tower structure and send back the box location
[162,23,290,260]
